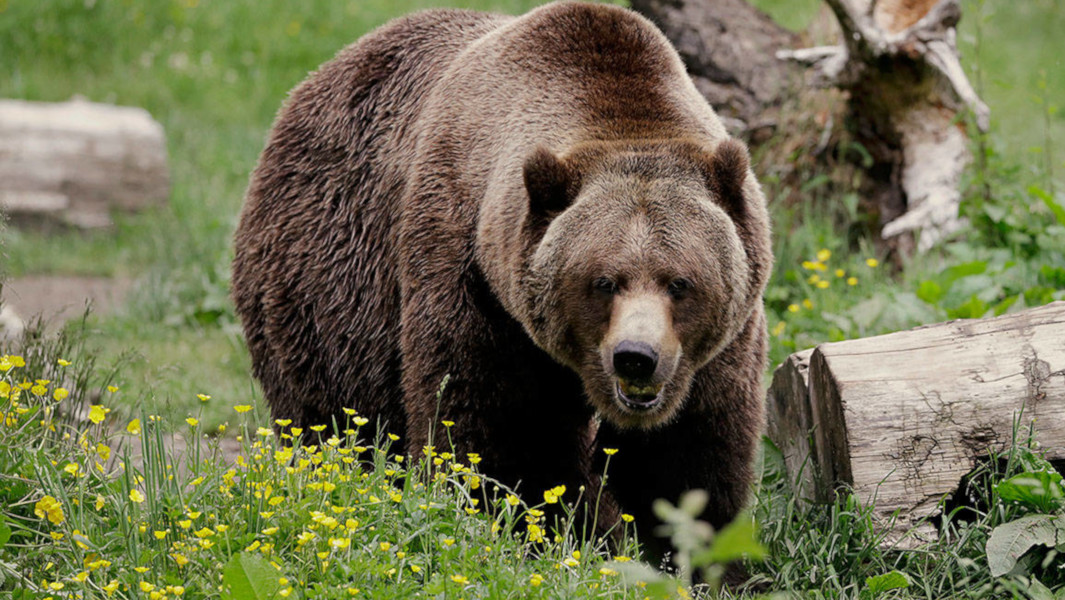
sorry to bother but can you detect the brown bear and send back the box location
[232,0,772,553]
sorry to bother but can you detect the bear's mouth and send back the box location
[615,379,664,411]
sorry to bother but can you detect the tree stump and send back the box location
[767,302,1065,544]
[0,98,170,229]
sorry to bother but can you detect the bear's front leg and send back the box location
[399,283,599,518]
[594,310,767,560]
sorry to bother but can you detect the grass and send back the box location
[3,334,1064,598]
[0,350,651,599]
[2,0,1062,419]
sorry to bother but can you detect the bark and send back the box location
[629,0,803,139]
[631,0,990,253]
[767,302,1065,545]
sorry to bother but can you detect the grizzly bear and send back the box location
[232,0,772,552]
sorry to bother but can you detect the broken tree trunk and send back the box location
[631,0,989,252]
[767,302,1065,545]
[0,98,170,229]
[629,0,804,138]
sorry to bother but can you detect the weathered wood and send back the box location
[632,0,988,253]
[765,349,816,499]
[628,0,802,136]
[0,98,170,229]
[767,302,1065,544]
[785,0,989,250]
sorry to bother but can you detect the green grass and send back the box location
[0,352,653,599]
[2,0,1062,423]
[3,330,1064,598]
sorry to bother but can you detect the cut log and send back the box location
[0,98,170,229]
[767,302,1065,545]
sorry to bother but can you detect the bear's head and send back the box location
[508,138,771,429]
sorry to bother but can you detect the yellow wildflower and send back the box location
[129,489,145,503]
[34,496,65,524]
[126,419,142,435]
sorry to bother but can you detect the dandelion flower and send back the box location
[866,258,879,268]
[817,248,831,262]
[847,277,858,286]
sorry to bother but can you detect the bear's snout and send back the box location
[612,340,658,381]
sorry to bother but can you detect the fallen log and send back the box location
[0,98,170,229]
[767,302,1065,544]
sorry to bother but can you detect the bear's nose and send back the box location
[612,341,659,381]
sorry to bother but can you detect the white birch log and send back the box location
[767,302,1065,545]
[0,98,169,229]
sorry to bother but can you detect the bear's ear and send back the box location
[523,147,578,218]
[704,139,750,218]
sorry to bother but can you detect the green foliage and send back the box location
[0,347,652,599]
[996,471,1065,514]
[222,553,282,600]
[610,492,767,599]
[985,515,1064,578]
[863,570,912,598]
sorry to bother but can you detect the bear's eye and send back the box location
[667,278,693,300]
[592,277,619,296]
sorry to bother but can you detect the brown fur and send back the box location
[233,1,772,556]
